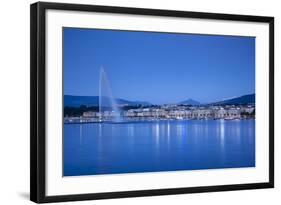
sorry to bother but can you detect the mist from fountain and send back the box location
[99,67,121,122]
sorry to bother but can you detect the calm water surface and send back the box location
[63,120,255,176]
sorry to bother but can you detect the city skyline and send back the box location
[63,28,255,104]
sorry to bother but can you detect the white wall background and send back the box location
[0,0,279,204]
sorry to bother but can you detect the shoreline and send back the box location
[64,117,255,125]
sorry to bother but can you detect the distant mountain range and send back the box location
[64,93,255,107]
[179,94,255,106]
[210,94,255,105]
[64,95,151,107]
[178,99,200,105]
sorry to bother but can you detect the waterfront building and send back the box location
[65,104,255,123]
[83,111,96,118]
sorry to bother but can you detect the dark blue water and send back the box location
[63,120,255,176]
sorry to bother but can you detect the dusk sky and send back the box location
[63,27,255,104]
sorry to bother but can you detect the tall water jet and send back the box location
[99,67,121,122]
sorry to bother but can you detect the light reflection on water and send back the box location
[79,124,82,145]
[167,122,170,148]
[220,120,225,148]
[64,119,255,176]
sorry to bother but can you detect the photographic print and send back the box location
[63,28,256,177]
[31,2,274,202]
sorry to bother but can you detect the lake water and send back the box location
[63,119,255,176]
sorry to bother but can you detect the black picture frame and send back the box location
[30,1,274,203]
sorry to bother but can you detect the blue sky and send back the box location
[63,27,255,104]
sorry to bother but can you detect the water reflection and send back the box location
[167,122,171,147]
[64,120,255,176]
[204,122,209,139]
[127,124,135,149]
[192,123,200,145]
[219,120,226,162]
[79,124,83,145]
[235,121,241,145]
[176,123,184,136]
[219,120,225,145]
[128,124,134,137]
[154,123,160,148]
[98,123,102,137]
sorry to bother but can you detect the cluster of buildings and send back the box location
[64,105,255,123]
